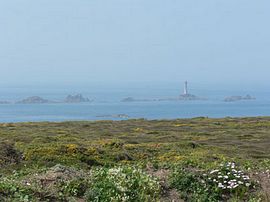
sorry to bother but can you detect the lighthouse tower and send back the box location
[184,81,188,95]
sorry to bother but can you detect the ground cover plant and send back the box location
[0,117,270,201]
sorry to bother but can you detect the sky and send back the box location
[0,0,270,88]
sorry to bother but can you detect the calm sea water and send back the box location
[0,84,269,123]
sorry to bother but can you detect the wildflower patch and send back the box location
[169,162,256,201]
[85,166,161,202]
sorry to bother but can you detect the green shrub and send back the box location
[169,162,256,202]
[169,168,220,201]
[0,178,33,201]
[85,166,160,202]
[60,178,89,197]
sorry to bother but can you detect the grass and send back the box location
[0,117,270,201]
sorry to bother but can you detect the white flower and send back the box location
[243,175,250,180]
[218,183,223,188]
[238,181,243,184]
[245,183,250,187]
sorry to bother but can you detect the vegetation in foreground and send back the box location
[0,117,270,201]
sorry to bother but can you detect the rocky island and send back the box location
[224,95,256,102]
[64,94,91,103]
[16,96,52,104]
[178,93,206,101]
[13,94,92,104]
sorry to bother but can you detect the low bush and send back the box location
[0,142,22,166]
[85,166,161,202]
[169,162,256,202]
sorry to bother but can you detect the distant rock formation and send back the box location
[122,97,136,102]
[224,95,256,102]
[0,101,10,104]
[178,94,207,101]
[16,96,51,104]
[64,94,91,103]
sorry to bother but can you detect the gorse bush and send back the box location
[85,166,161,202]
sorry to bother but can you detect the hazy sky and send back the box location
[0,0,270,87]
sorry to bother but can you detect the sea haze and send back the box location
[0,83,269,123]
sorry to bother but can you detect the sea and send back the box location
[0,83,269,123]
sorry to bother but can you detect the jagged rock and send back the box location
[64,94,91,103]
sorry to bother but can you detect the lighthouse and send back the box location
[179,81,203,100]
[184,81,188,95]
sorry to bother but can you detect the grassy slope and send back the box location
[0,117,270,201]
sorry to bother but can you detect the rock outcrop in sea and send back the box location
[178,93,206,101]
[224,95,256,102]
[64,94,91,103]
[16,96,51,104]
